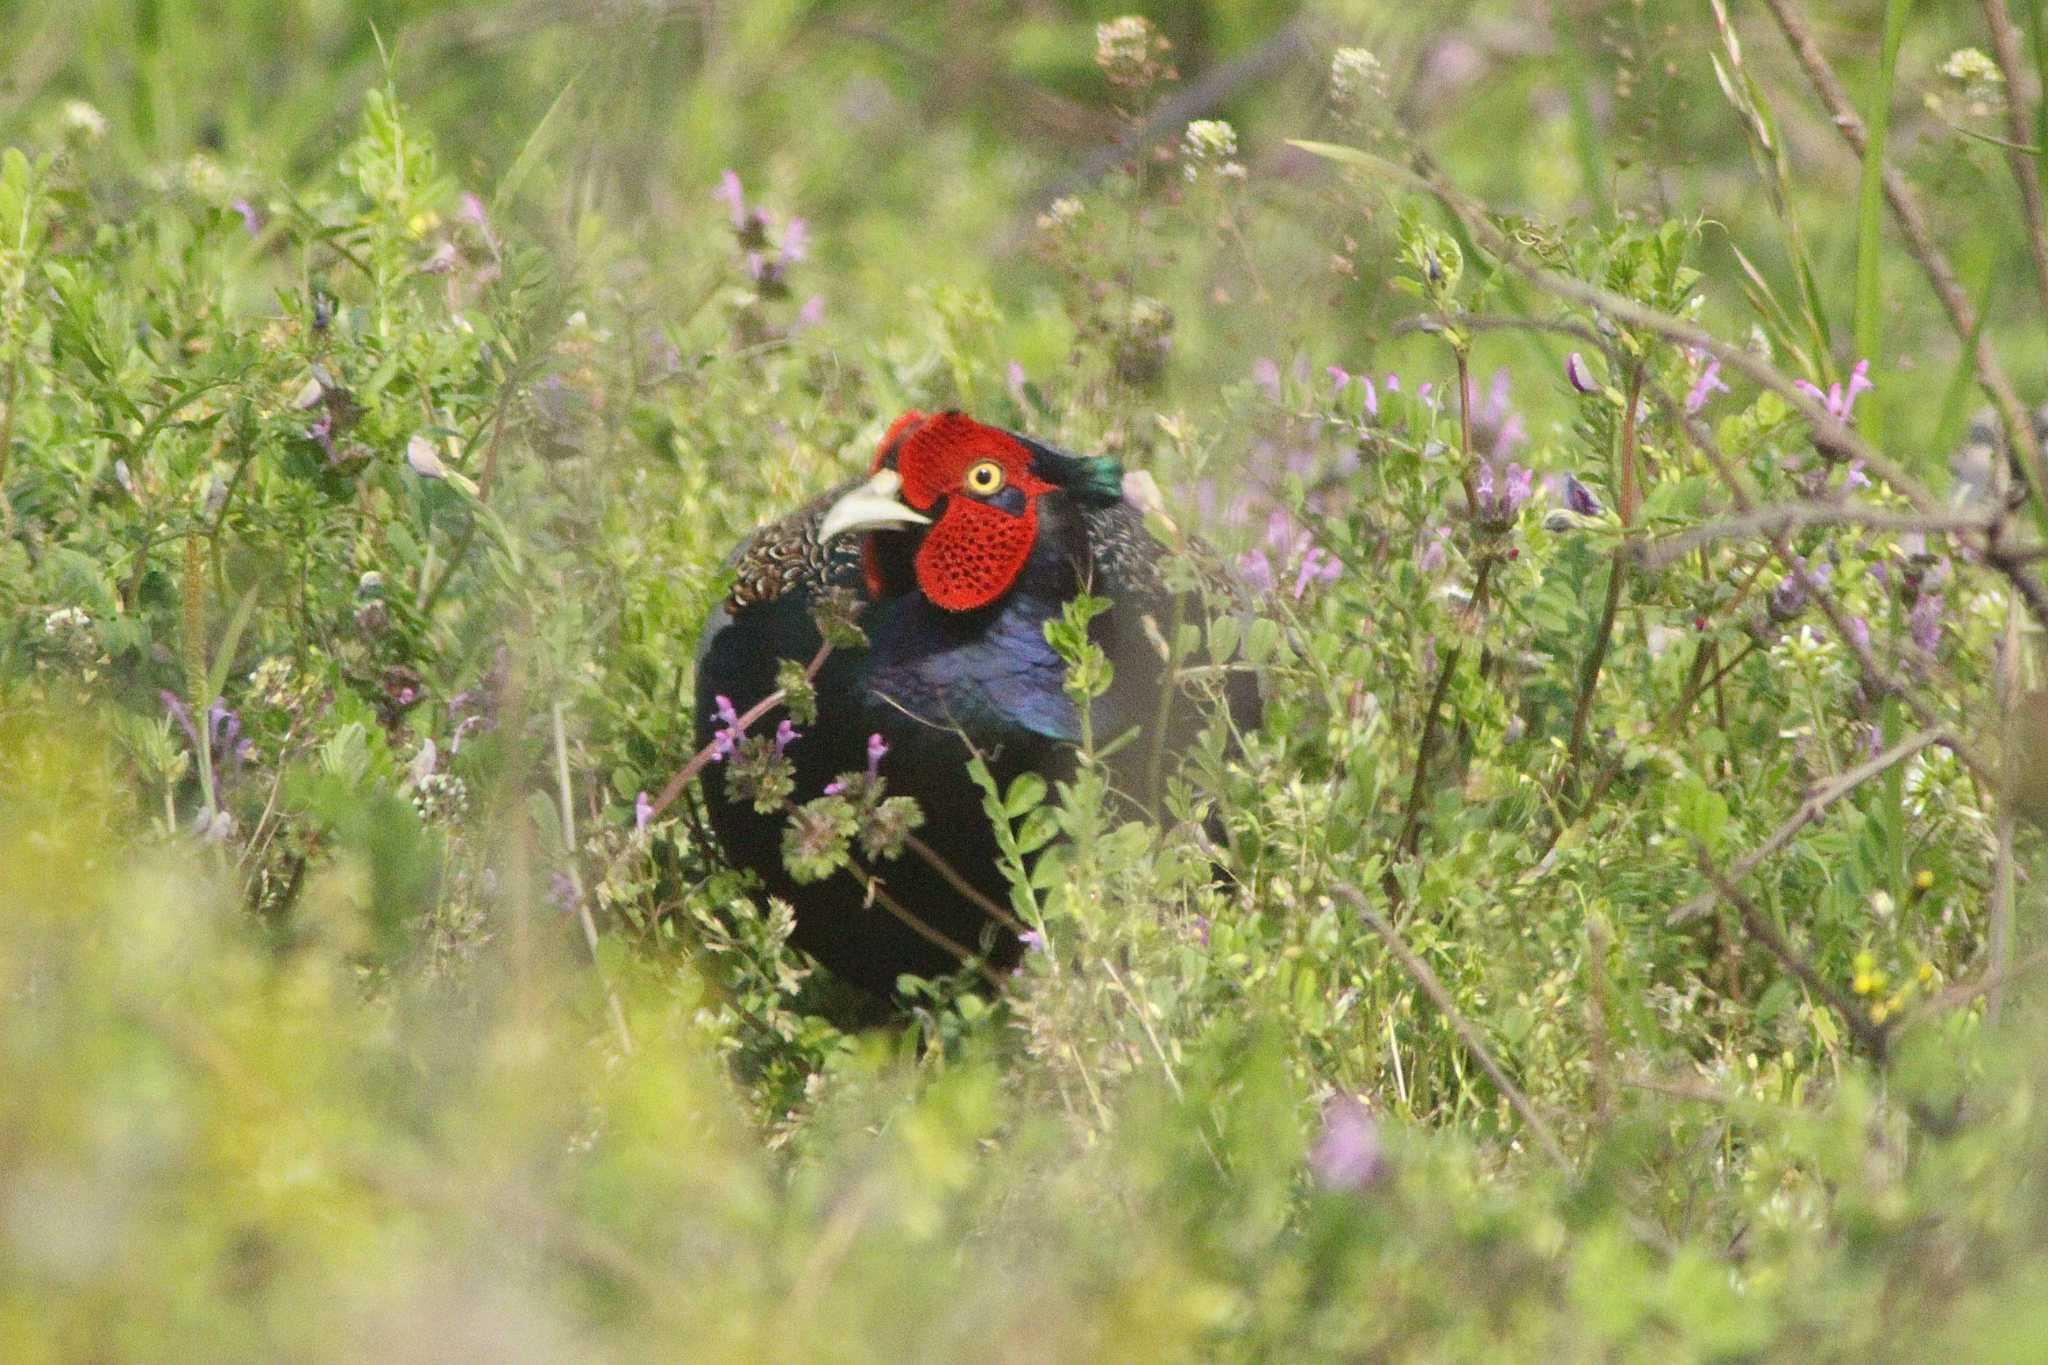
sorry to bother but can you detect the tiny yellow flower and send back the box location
[1913,868,1934,892]
[1918,962,1936,984]
[1869,1003,1889,1025]
[1854,972,1874,996]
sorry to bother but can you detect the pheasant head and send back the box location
[820,410,1121,612]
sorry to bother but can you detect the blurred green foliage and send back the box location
[3,0,2047,1359]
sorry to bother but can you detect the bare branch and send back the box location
[1335,886,1572,1169]
[1978,0,2048,326]
[1669,726,1948,925]
[1694,853,1891,1060]
[1638,504,1999,570]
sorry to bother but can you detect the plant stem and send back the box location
[553,702,634,1056]
[1396,641,1461,858]
[1338,886,1571,1170]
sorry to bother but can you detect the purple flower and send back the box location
[230,198,262,236]
[774,719,800,756]
[1266,508,1298,549]
[1018,928,1046,953]
[1309,1095,1388,1192]
[1417,525,1450,574]
[794,295,825,332]
[708,694,744,761]
[1561,473,1603,517]
[1843,460,1871,492]
[865,732,888,780]
[1237,549,1275,594]
[1474,460,1532,522]
[1847,616,1871,651]
[1684,357,1728,414]
[1252,357,1282,402]
[780,217,809,262]
[1565,351,1598,394]
[1471,368,1527,456]
[634,790,654,833]
[1768,561,1832,622]
[1909,592,1944,654]
[162,691,200,750]
[715,170,747,229]
[1327,365,1350,391]
[823,779,846,797]
[1506,463,1533,511]
[1292,545,1343,599]
[1360,375,1379,416]
[1794,358,1873,423]
[549,870,581,915]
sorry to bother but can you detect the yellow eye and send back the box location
[963,460,1006,496]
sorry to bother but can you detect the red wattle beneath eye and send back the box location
[915,497,1037,611]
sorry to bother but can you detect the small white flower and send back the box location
[1182,119,1240,181]
[1940,48,2002,85]
[59,100,109,142]
[43,606,91,637]
[1330,47,1382,108]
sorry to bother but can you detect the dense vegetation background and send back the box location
[4,0,2048,1357]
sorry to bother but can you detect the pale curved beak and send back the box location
[818,468,932,543]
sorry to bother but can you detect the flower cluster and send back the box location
[781,732,924,883]
[1794,359,1872,424]
[1181,119,1245,183]
[1096,16,1175,92]
[1929,48,2007,122]
[1472,459,1534,529]
[714,169,821,325]
[1328,48,1384,116]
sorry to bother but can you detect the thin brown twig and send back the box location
[856,867,1004,990]
[1694,853,1891,1060]
[1978,0,2048,328]
[1638,504,2001,570]
[905,832,1028,937]
[647,639,834,823]
[1668,725,1947,925]
[1336,885,1571,1170]
[1396,639,1461,857]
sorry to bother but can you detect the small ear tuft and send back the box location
[872,410,931,473]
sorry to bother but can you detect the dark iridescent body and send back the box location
[694,411,1255,996]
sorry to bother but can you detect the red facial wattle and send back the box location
[869,410,1051,613]
[915,496,1039,611]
